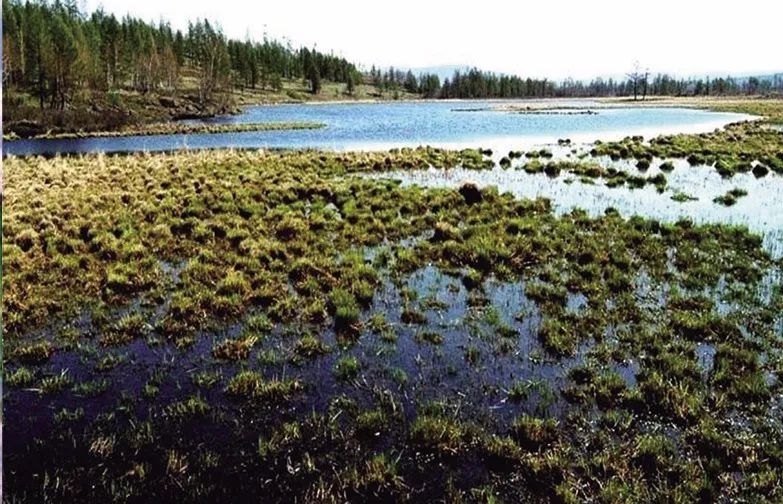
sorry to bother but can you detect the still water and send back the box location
[2,100,752,155]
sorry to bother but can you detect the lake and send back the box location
[2,100,753,156]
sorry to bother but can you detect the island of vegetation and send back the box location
[2,120,326,140]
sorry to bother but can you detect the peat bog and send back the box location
[3,116,783,502]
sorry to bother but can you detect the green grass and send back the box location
[3,136,782,503]
[334,356,361,380]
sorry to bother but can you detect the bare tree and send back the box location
[626,61,649,101]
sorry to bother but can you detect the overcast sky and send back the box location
[84,0,782,80]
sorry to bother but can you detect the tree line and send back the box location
[420,68,783,100]
[3,0,781,112]
[1,0,362,109]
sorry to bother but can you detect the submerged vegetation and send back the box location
[3,127,783,502]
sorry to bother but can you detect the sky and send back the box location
[83,0,783,80]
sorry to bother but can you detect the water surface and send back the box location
[3,100,752,156]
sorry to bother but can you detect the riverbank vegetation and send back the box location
[4,141,782,502]
[2,120,325,140]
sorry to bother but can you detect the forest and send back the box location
[1,0,362,109]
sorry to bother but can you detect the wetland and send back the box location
[3,100,783,503]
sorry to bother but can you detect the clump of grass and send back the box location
[95,353,125,372]
[257,421,302,459]
[671,191,698,203]
[72,378,111,397]
[388,367,408,386]
[334,356,361,380]
[713,188,748,206]
[510,415,559,449]
[538,318,577,356]
[54,407,85,423]
[225,370,303,400]
[462,268,483,290]
[38,370,73,395]
[102,312,149,346]
[409,415,469,454]
[330,288,361,332]
[633,433,676,475]
[212,334,260,360]
[342,452,404,498]
[192,370,222,388]
[464,346,480,365]
[293,334,330,359]
[216,270,251,297]
[6,367,35,387]
[163,395,211,419]
[525,282,567,308]
[416,330,444,345]
[246,314,273,332]
[356,409,387,435]
[10,340,54,363]
[401,306,427,324]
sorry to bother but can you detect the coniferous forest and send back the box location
[3,0,782,135]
